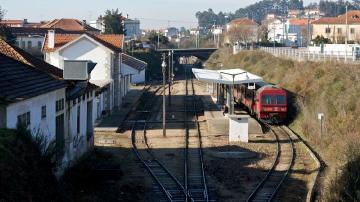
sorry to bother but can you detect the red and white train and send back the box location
[234,82,287,124]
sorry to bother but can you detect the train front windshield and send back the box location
[261,95,286,105]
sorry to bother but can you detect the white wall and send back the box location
[6,88,66,143]
[60,38,112,84]
[6,87,98,172]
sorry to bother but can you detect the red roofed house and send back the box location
[42,30,146,118]
[225,18,259,44]
[41,18,100,34]
[312,10,360,43]
[286,18,310,46]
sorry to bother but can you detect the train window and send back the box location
[275,95,286,104]
[261,95,272,104]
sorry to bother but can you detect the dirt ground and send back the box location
[89,78,317,201]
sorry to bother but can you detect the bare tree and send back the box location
[227,26,255,45]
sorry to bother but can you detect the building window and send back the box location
[351,28,355,34]
[325,27,331,34]
[27,41,32,49]
[17,112,30,127]
[37,41,42,49]
[337,28,342,34]
[41,105,46,119]
[56,99,64,112]
[77,106,81,134]
[21,41,25,48]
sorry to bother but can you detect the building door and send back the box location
[56,113,65,161]
[86,100,93,140]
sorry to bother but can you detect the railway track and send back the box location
[131,66,209,201]
[247,125,295,202]
[184,66,209,202]
[131,85,187,201]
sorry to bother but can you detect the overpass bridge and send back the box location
[156,48,218,60]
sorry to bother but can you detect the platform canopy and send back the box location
[192,68,263,85]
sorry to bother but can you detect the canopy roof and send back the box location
[192,68,263,85]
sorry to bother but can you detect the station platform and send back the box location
[201,94,263,136]
[95,85,145,132]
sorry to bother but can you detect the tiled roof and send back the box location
[312,10,360,24]
[229,18,258,26]
[43,33,124,52]
[288,18,309,26]
[121,53,147,71]
[0,39,64,79]
[8,27,86,36]
[0,54,67,103]
[40,18,100,32]
[0,20,23,25]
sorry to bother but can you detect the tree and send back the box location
[147,31,174,49]
[103,9,126,35]
[226,26,256,45]
[312,35,331,45]
[0,6,16,44]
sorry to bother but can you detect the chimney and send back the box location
[48,30,55,49]
[82,20,87,30]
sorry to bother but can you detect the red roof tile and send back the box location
[43,33,124,52]
[312,10,360,24]
[41,18,100,32]
[288,18,309,26]
[0,39,64,79]
[229,18,258,26]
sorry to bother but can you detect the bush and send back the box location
[0,127,61,201]
[325,143,360,201]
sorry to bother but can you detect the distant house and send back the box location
[268,18,309,46]
[312,10,360,44]
[0,39,98,174]
[9,27,84,57]
[225,18,259,44]
[288,9,303,18]
[287,18,309,46]
[0,19,42,28]
[165,27,179,40]
[304,8,324,19]
[90,16,141,41]
[41,18,101,35]
[42,31,146,117]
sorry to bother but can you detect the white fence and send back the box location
[260,47,360,64]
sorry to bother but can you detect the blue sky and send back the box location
[1,0,317,29]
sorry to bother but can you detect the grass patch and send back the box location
[205,48,360,199]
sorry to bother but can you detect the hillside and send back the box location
[205,48,360,201]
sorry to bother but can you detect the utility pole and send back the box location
[157,31,160,49]
[168,50,172,106]
[171,50,174,84]
[307,13,311,46]
[345,4,348,45]
[161,54,167,137]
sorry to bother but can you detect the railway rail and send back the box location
[131,67,209,201]
[131,85,187,201]
[246,125,295,202]
[184,66,209,202]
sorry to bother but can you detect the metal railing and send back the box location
[260,46,360,64]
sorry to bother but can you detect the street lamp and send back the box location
[161,54,167,137]
[219,71,248,115]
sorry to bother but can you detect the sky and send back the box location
[1,0,317,29]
